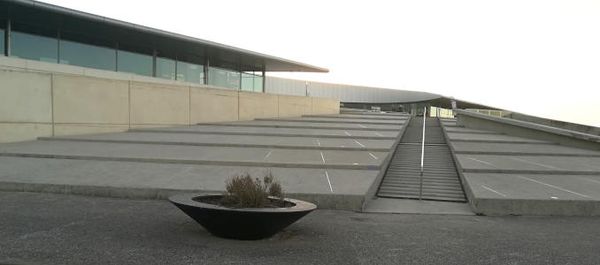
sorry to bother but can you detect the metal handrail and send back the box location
[419,106,426,200]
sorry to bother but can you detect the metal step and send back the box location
[377,117,467,202]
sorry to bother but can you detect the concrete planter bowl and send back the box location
[169,194,317,240]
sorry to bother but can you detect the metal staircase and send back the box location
[377,116,466,202]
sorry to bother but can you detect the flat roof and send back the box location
[0,0,329,72]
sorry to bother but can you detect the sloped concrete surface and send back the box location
[443,118,600,215]
[0,112,406,210]
[133,125,399,139]
[42,132,394,151]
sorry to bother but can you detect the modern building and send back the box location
[1,0,600,219]
[0,0,339,143]
[0,0,328,91]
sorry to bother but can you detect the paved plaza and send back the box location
[2,191,600,265]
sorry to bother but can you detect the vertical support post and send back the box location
[261,69,265,93]
[5,19,11,56]
[204,57,210,85]
[174,56,178,81]
[56,28,61,63]
[238,64,242,91]
[152,49,157,77]
[305,81,308,96]
[419,106,426,200]
[114,42,119,71]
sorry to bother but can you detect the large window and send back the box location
[117,50,152,76]
[156,57,176,80]
[59,39,115,71]
[241,73,254,92]
[208,66,240,90]
[176,61,204,84]
[4,22,263,91]
[253,75,263,92]
[241,72,263,92]
[11,31,58,63]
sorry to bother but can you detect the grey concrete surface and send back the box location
[304,114,409,120]
[203,120,404,131]
[442,119,600,215]
[134,125,398,139]
[42,132,395,151]
[443,127,499,134]
[363,198,473,215]
[464,173,600,201]
[2,191,600,265]
[447,132,549,143]
[0,157,378,209]
[0,114,402,210]
[450,142,600,156]
[456,110,600,151]
[257,117,404,125]
[0,140,388,170]
[457,109,600,143]
[464,173,600,216]
[456,154,600,174]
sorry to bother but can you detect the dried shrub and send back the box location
[221,171,285,208]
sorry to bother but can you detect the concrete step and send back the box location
[377,118,466,202]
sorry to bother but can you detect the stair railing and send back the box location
[419,106,426,200]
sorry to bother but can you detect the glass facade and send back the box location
[241,73,254,91]
[176,61,204,84]
[59,39,116,71]
[241,72,264,92]
[11,31,58,63]
[0,29,4,55]
[253,75,264,92]
[156,57,176,80]
[3,21,266,92]
[208,66,240,90]
[117,50,153,76]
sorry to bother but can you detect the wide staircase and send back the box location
[377,117,466,202]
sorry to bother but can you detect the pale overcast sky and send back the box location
[42,0,600,126]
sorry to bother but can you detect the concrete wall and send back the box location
[0,57,340,143]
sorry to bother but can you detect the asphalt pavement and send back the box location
[1,191,599,265]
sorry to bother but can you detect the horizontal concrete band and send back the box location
[130,129,398,140]
[0,181,365,210]
[338,111,409,117]
[453,151,600,157]
[449,139,552,144]
[472,198,600,216]
[443,130,500,135]
[462,168,600,175]
[255,118,404,125]
[37,137,392,152]
[0,153,382,170]
[302,115,408,121]
[196,123,402,131]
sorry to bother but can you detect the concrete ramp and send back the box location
[443,118,600,216]
[0,113,408,210]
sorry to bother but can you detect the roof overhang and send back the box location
[0,0,329,73]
